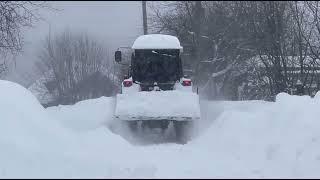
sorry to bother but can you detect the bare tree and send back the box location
[0,1,53,78]
[150,1,256,100]
[37,30,116,105]
[150,1,320,100]
[0,61,7,78]
[301,1,320,95]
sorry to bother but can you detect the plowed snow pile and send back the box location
[46,97,115,132]
[0,80,139,178]
[194,93,320,178]
[2,79,320,178]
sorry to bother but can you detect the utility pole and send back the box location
[142,1,148,35]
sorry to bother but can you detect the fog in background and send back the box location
[6,1,144,87]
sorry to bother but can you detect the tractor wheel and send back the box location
[174,121,193,144]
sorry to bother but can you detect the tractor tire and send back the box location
[174,121,193,144]
[125,121,138,134]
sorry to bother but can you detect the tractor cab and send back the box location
[115,34,191,92]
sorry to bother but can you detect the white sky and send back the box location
[6,1,145,86]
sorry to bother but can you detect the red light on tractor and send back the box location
[182,79,192,86]
[123,80,133,87]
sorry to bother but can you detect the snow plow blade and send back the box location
[114,90,201,121]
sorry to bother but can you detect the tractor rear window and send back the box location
[133,49,181,83]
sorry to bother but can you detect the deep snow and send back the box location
[2,79,320,178]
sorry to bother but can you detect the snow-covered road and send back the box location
[2,80,320,178]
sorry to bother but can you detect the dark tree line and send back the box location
[150,1,320,100]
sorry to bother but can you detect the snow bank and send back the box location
[193,93,320,178]
[132,34,183,50]
[0,80,149,178]
[3,79,320,178]
[114,90,201,121]
[46,97,115,132]
[0,80,79,178]
[0,80,70,150]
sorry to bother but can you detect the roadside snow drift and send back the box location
[0,80,75,178]
[114,90,201,121]
[3,79,320,178]
[195,93,320,178]
[0,80,142,178]
[0,80,69,150]
[46,97,115,132]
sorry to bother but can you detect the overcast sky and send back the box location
[6,1,145,86]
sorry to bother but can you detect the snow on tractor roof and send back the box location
[132,34,183,50]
